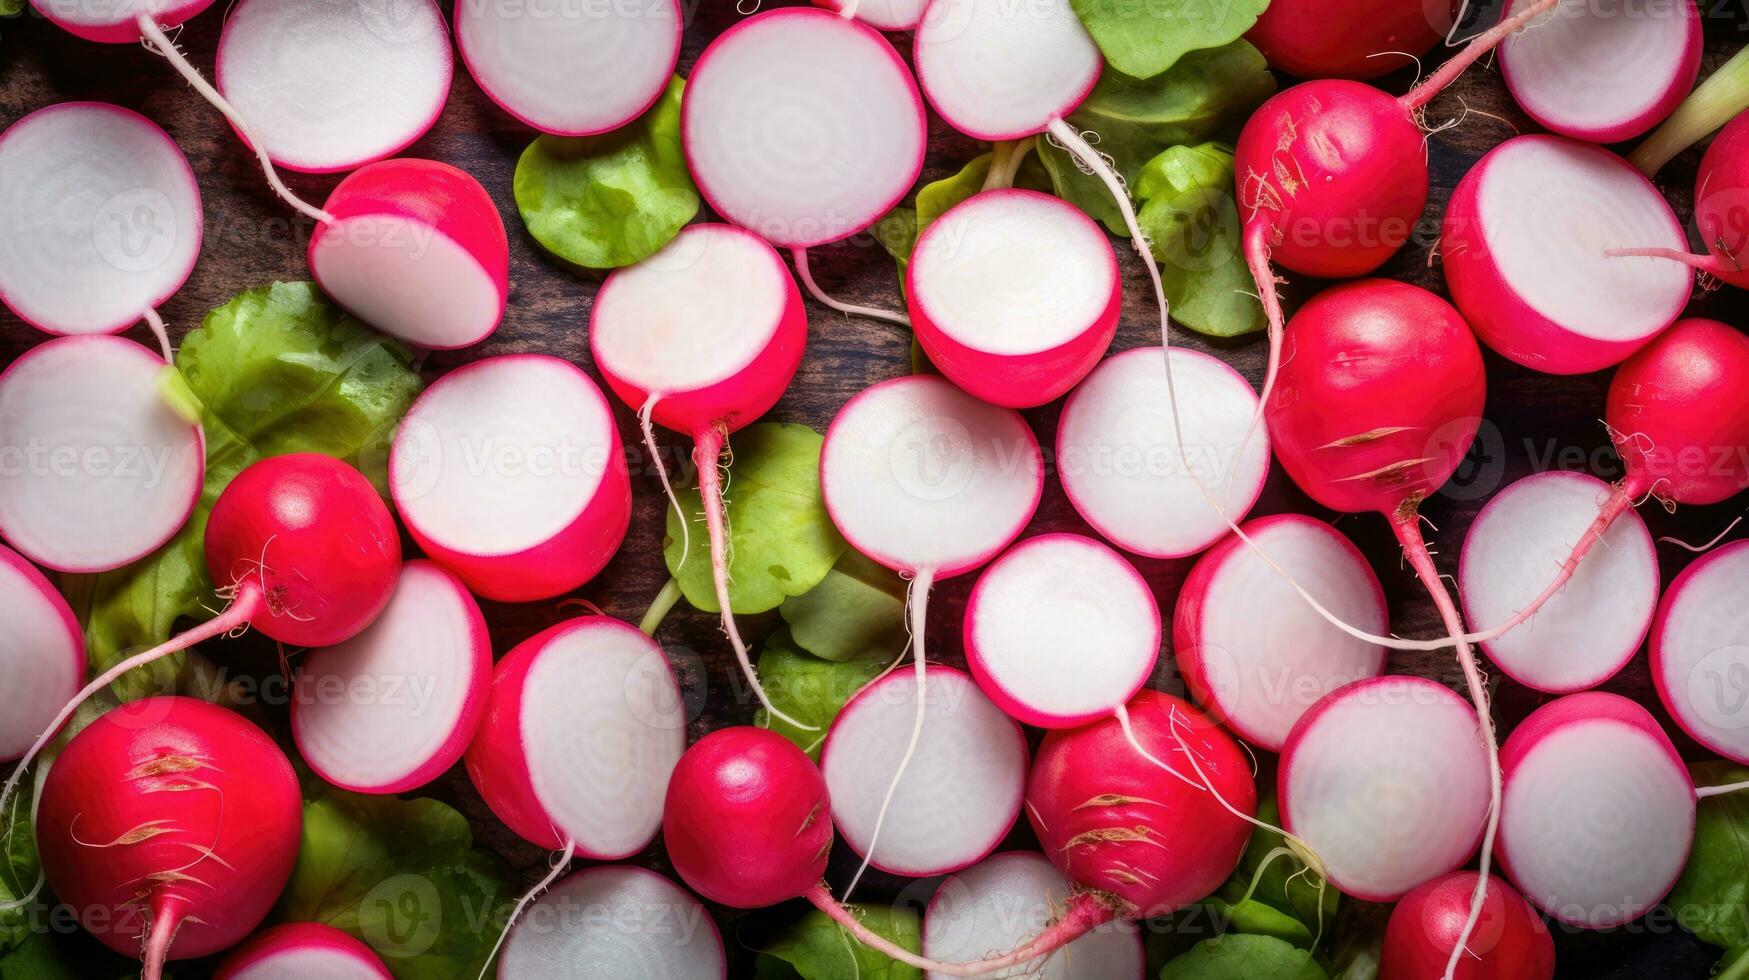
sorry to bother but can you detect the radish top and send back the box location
[913,0,1101,141]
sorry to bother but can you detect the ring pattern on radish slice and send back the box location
[215,923,392,980]
[28,0,214,43]
[1652,539,1749,764]
[497,866,727,980]
[0,544,84,762]
[913,0,1100,142]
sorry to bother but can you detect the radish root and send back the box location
[1400,0,1562,113]
[791,248,910,328]
[476,839,575,980]
[639,397,690,566]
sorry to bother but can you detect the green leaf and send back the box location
[514,76,698,270]
[1670,762,1749,949]
[753,905,923,980]
[755,629,889,758]
[872,207,919,273]
[665,423,846,615]
[0,779,40,952]
[779,549,907,663]
[0,933,89,980]
[1159,934,1329,980]
[274,787,518,980]
[0,0,22,17]
[1205,898,1314,950]
[1215,795,1337,938]
[1070,0,1268,79]
[874,148,1052,281]
[1136,143,1262,338]
[1718,945,1749,980]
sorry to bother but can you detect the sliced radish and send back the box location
[498,866,726,979]
[1442,135,1690,375]
[821,666,1028,877]
[1280,676,1490,902]
[214,0,453,173]
[465,617,686,858]
[923,851,1146,980]
[29,0,214,43]
[1498,0,1700,143]
[1652,539,1749,764]
[215,923,390,980]
[1460,471,1658,694]
[908,189,1121,409]
[0,336,203,574]
[913,0,1101,142]
[1497,692,1694,928]
[1175,515,1387,752]
[683,7,925,248]
[390,355,630,603]
[964,533,1158,729]
[292,560,490,795]
[815,0,929,31]
[0,544,84,762]
[454,0,680,137]
[308,158,509,350]
[1057,347,1269,560]
[0,103,202,337]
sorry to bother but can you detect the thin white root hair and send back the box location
[792,248,911,328]
[476,839,576,980]
[1659,517,1743,553]
[142,308,173,363]
[639,396,690,567]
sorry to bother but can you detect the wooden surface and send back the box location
[2,2,1746,977]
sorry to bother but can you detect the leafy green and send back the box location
[1670,762,1749,948]
[0,0,22,17]
[665,423,846,615]
[1213,795,1336,940]
[779,549,907,662]
[0,779,39,952]
[1718,945,1749,980]
[1135,143,1262,338]
[1070,0,1268,80]
[514,76,698,270]
[0,933,89,980]
[755,630,889,758]
[1159,934,1329,980]
[872,208,919,273]
[753,905,923,980]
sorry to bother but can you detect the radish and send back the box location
[1442,135,1690,374]
[1246,0,1453,80]
[1459,471,1658,694]
[0,102,201,354]
[1651,539,1749,765]
[1609,108,1749,288]
[1174,515,1388,752]
[454,0,680,137]
[28,0,213,43]
[1056,347,1270,559]
[963,533,1158,730]
[906,189,1121,409]
[590,223,805,722]
[814,0,928,31]
[390,354,631,603]
[1279,676,1491,902]
[215,923,391,980]
[496,866,725,979]
[0,544,83,762]
[0,335,204,573]
[1381,872,1555,980]
[291,560,490,795]
[33,697,302,979]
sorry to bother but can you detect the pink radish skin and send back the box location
[35,697,301,980]
[1381,872,1555,980]
[28,0,214,43]
[1651,539,1749,764]
[497,867,727,980]
[1611,109,1749,289]
[0,544,84,761]
[814,0,929,31]
[1246,0,1454,80]
[215,923,391,980]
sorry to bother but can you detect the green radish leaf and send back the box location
[754,629,890,759]
[0,0,22,17]
[1135,143,1262,338]
[514,76,698,270]
[1205,898,1315,950]
[1668,762,1749,948]
[1216,795,1338,937]
[1069,0,1268,80]
[753,905,923,980]
[1159,934,1329,980]
[0,778,40,952]
[872,207,919,273]
[1717,945,1749,980]
[779,549,907,662]
[0,933,96,980]
[874,148,1051,281]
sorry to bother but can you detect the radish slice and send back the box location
[815,0,929,31]
[28,0,214,43]
[821,666,1028,877]
[215,0,453,173]
[0,336,203,574]
[1498,0,1700,143]
[1652,539,1749,764]
[454,0,681,137]
[912,0,1101,142]
[908,189,1121,409]
[308,158,509,350]
[0,103,201,337]
[0,545,83,762]
[1460,471,1658,694]
[391,355,630,603]
[1175,515,1387,752]
[1497,692,1694,928]
[498,866,726,979]
[1442,135,1690,375]
[1280,676,1491,902]
[683,7,925,248]
[1057,347,1270,560]
[215,923,390,980]
[922,851,1146,980]
[292,560,490,795]
[964,533,1158,729]
[465,617,686,858]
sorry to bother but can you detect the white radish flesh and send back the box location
[0,545,84,762]
[913,0,1101,141]
[816,0,930,31]
[28,0,213,43]
[497,866,726,980]
[1652,540,1749,764]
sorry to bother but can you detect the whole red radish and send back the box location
[1247,0,1455,80]
[1382,872,1555,980]
[1613,110,1749,289]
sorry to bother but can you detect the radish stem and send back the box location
[1399,0,1561,113]
[640,579,683,637]
[791,248,910,327]
[1632,44,1749,175]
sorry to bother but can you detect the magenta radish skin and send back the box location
[1639,111,1749,289]
[28,0,215,43]
[1381,872,1555,980]
[1607,317,1749,507]
[0,544,84,761]
[1245,0,1453,81]
[497,867,727,980]
[214,923,391,980]
[1651,540,1749,764]
[907,190,1121,409]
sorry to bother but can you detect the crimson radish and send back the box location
[215,923,391,980]
[1246,0,1453,80]
[34,697,302,979]
[1652,539,1749,765]
[0,544,83,762]
[1381,872,1555,980]
[495,866,726,979]
[390,354,631,603]
[28,0,213,43]
[815,0,928,31]
[1610,108,1749,288]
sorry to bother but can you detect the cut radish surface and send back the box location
[1058,347,1270,560]
[215,0,452,173]
[1499,0,1700,143]
[292,560,490,795]
[1443,135,1690,375]
[215,923,390,980]
[908,189,1120,409]
[964,533,1158,729]
[1652,540,1749,764]
[683,7,925,247]
[455,0,680,136]
[1497,693,1694,928]
[391,355,630,603]
[498,867,726,979]
[1460,471,1658,694]
[922,851,1145,980]
[821,667,1028,877]
[0,544,83,762]
[1174,515,1387,752]
[0,335,203,573]
[815,0,929,31]
[1280,676,1491,902]
[29,0,214,43]
[913,0,1101,142]
[465,617,686,858]
[0,103,202,336]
